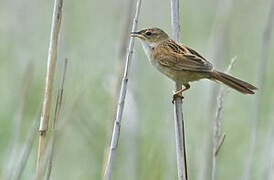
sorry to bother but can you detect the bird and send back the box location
[131,27,257,101]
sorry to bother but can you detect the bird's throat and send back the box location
[141,41,156,59]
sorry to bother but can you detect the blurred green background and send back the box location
[0,0,274,179]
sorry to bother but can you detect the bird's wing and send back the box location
[154,39,213,72]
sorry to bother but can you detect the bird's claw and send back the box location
[172,92,184,104]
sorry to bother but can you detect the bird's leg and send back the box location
[172,84,190,103]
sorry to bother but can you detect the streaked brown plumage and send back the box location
[131,28,257,99]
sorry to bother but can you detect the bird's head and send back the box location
[131,28,169,44]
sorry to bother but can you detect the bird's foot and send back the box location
[172,91,184,104]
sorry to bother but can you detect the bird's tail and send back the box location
[210,70,258,94]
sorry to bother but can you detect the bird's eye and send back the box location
[145,31,152,36]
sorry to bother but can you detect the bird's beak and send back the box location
[130,31,142,38]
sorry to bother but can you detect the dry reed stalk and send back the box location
[170,0,188,180]
[34,136,55,180]
[115,1,139,177]
[211,57,236,180]
[46,58,68,180]
[36,0,63,179]
[102,0,135,176]
[103,0,142,179]
[243,0,274,179]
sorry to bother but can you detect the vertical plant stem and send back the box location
[243,0,274,179]
[115,1,138,178]
[36,0,63,179]
[211,57,236,180]
[103,0,142,179]
[103,0,135,175]
[46,58,68,180]
[170,1,188,180]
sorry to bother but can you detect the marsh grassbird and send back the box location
[131,28,257,101]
